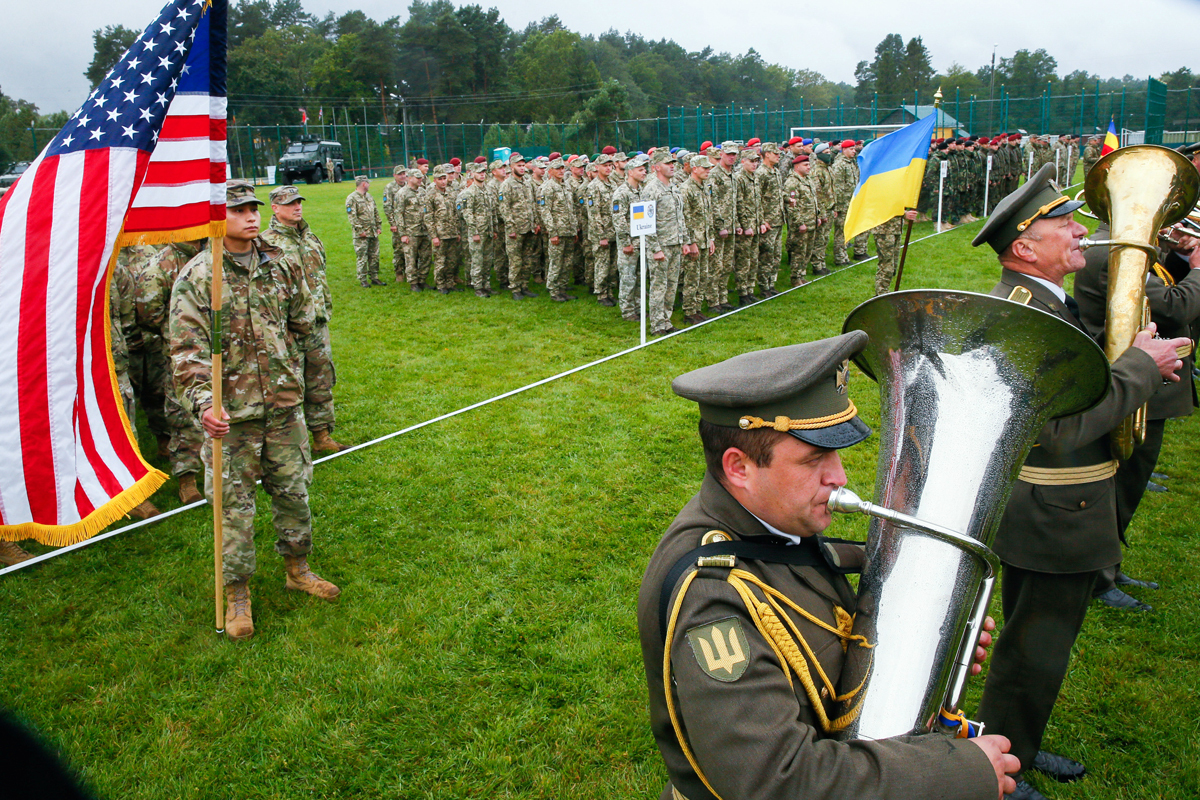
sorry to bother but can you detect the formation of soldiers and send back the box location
[339,138,924,335]
[919,132,1087,226]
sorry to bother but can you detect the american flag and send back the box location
[0,0,226,544]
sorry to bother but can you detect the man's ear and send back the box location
[721,447,752,490]
[1008,237,1037,265]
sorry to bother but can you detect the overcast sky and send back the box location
[5,0,1199,114]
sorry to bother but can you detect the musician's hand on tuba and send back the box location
[968,735,1020,799]
[1132,323,1191,382]
[970,616,996,676]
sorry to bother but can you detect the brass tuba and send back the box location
[1081,144,1200,459]
[827,290,1110,741]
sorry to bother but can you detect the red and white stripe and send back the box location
[125,93,227,236]
[0,147,153,528]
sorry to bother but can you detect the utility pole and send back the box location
[989,44,997,133]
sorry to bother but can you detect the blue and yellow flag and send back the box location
[843,113,938,240]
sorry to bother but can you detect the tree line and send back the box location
[1,0,1198,171]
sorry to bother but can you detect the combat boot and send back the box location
[178,473,202,505]
[129,500,160,520]
[312,429,346,454]
[224,581,254,640]
[156,433,171,460]
[0,541,34,566]
[283,555,341,599]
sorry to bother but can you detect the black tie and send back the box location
[1064,293,1081,321]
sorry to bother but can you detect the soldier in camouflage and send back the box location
[706,142,739,312]
[587,153,619,307]
[498,153,540,301]
[809,144,836,276]
[427,165,462,294]
[382,165,408,283]
[756,142,786,297]
[346,175,383,287]
[169,181,339,641]
[783,154,818,286]
[734,149,764,304]
[612,153,649,321]
[567,155,591,289]
[117,244,171,458]
[392,169,429,291]
[680,154,715,324]
[459,162,495,297]
[486,160,510,289]
[261,185,345,455]
[643,150,684,334]
[872,209,917,296]
[537,157,577,302]
[830,140,858,266]
[133,239,206,504]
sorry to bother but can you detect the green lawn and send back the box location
[2,179,1196,799]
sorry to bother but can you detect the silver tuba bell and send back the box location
[828,289,1110,741]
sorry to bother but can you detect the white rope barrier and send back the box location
[0,222,973,578]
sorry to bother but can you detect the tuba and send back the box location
[1081,145,1199,459]
[826,290,1110,741]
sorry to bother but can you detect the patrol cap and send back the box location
[532,155,549,166]
[354,174,369,183]
[626,153,650,169]
[488,159,505,171]
[227,180,264,208]
[547,157,565,169]
[430,164,449,177]
[393,164,406,175]
[690,154,711,169]
[614,152,629,161]
[650,150,677,166]
[468,161,486,174]
[739,149,761,162]
[972,163,1084,254]
[268,185,305,205]
[672,332,872,450]
[509,152,525,163]
[761,141,780,154]
[595,153,615,165]
[406,169,424,178]
[720,140,740,154]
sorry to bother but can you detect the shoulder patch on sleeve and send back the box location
[498,194,504,201]
[613,203,621,212]
[588,198,593,206]
[685,617,749,682]
[538,199,545,205]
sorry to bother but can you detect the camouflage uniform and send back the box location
[345,186,382,285]
[565,166,589,287]
[117,245,168,439]
[830,151,858,265]
[706,159,738,308]
[498,166,539,296]
[587,167,618,304]
[169,238,332,584]
[642,163,684,333]
[133,241,205,478]
[537,169,575,299]
[382,171,407,281]
[783,167,818,285]
[1081,141,1102,183]
[459,173,494,293]
[733,164,762,298]
[755,149,786,293]
[872,214,905,296]
[395,178,429,287]
[809,154,835,272]
[611,175,645,318]
[486,167,510,288]
[680,168,713,317]
[110,270,135,420]
[427,177,462,292]
[260,215,337,435]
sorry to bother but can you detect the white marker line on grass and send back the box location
[0,223,971,577]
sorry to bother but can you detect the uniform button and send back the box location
[1079,501,1087,509]
[820,686,829,699]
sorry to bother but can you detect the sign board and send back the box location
[630,199,657,236]
[986,155,993,170]
[940,160,948,178]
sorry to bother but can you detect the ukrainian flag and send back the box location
[843,112,938,240]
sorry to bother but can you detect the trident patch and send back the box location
[686,617,749,682]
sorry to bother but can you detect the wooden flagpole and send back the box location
[892,213,916,292]
[210,234,225,632]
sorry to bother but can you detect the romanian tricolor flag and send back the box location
[1101,119,1119,156]
[843,112,938,240]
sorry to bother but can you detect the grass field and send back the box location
[2,177,1198,799]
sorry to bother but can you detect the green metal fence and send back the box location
[17,86,1200,182]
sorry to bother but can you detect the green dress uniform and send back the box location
[638,335,998,800]
[971,168,1163,774]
